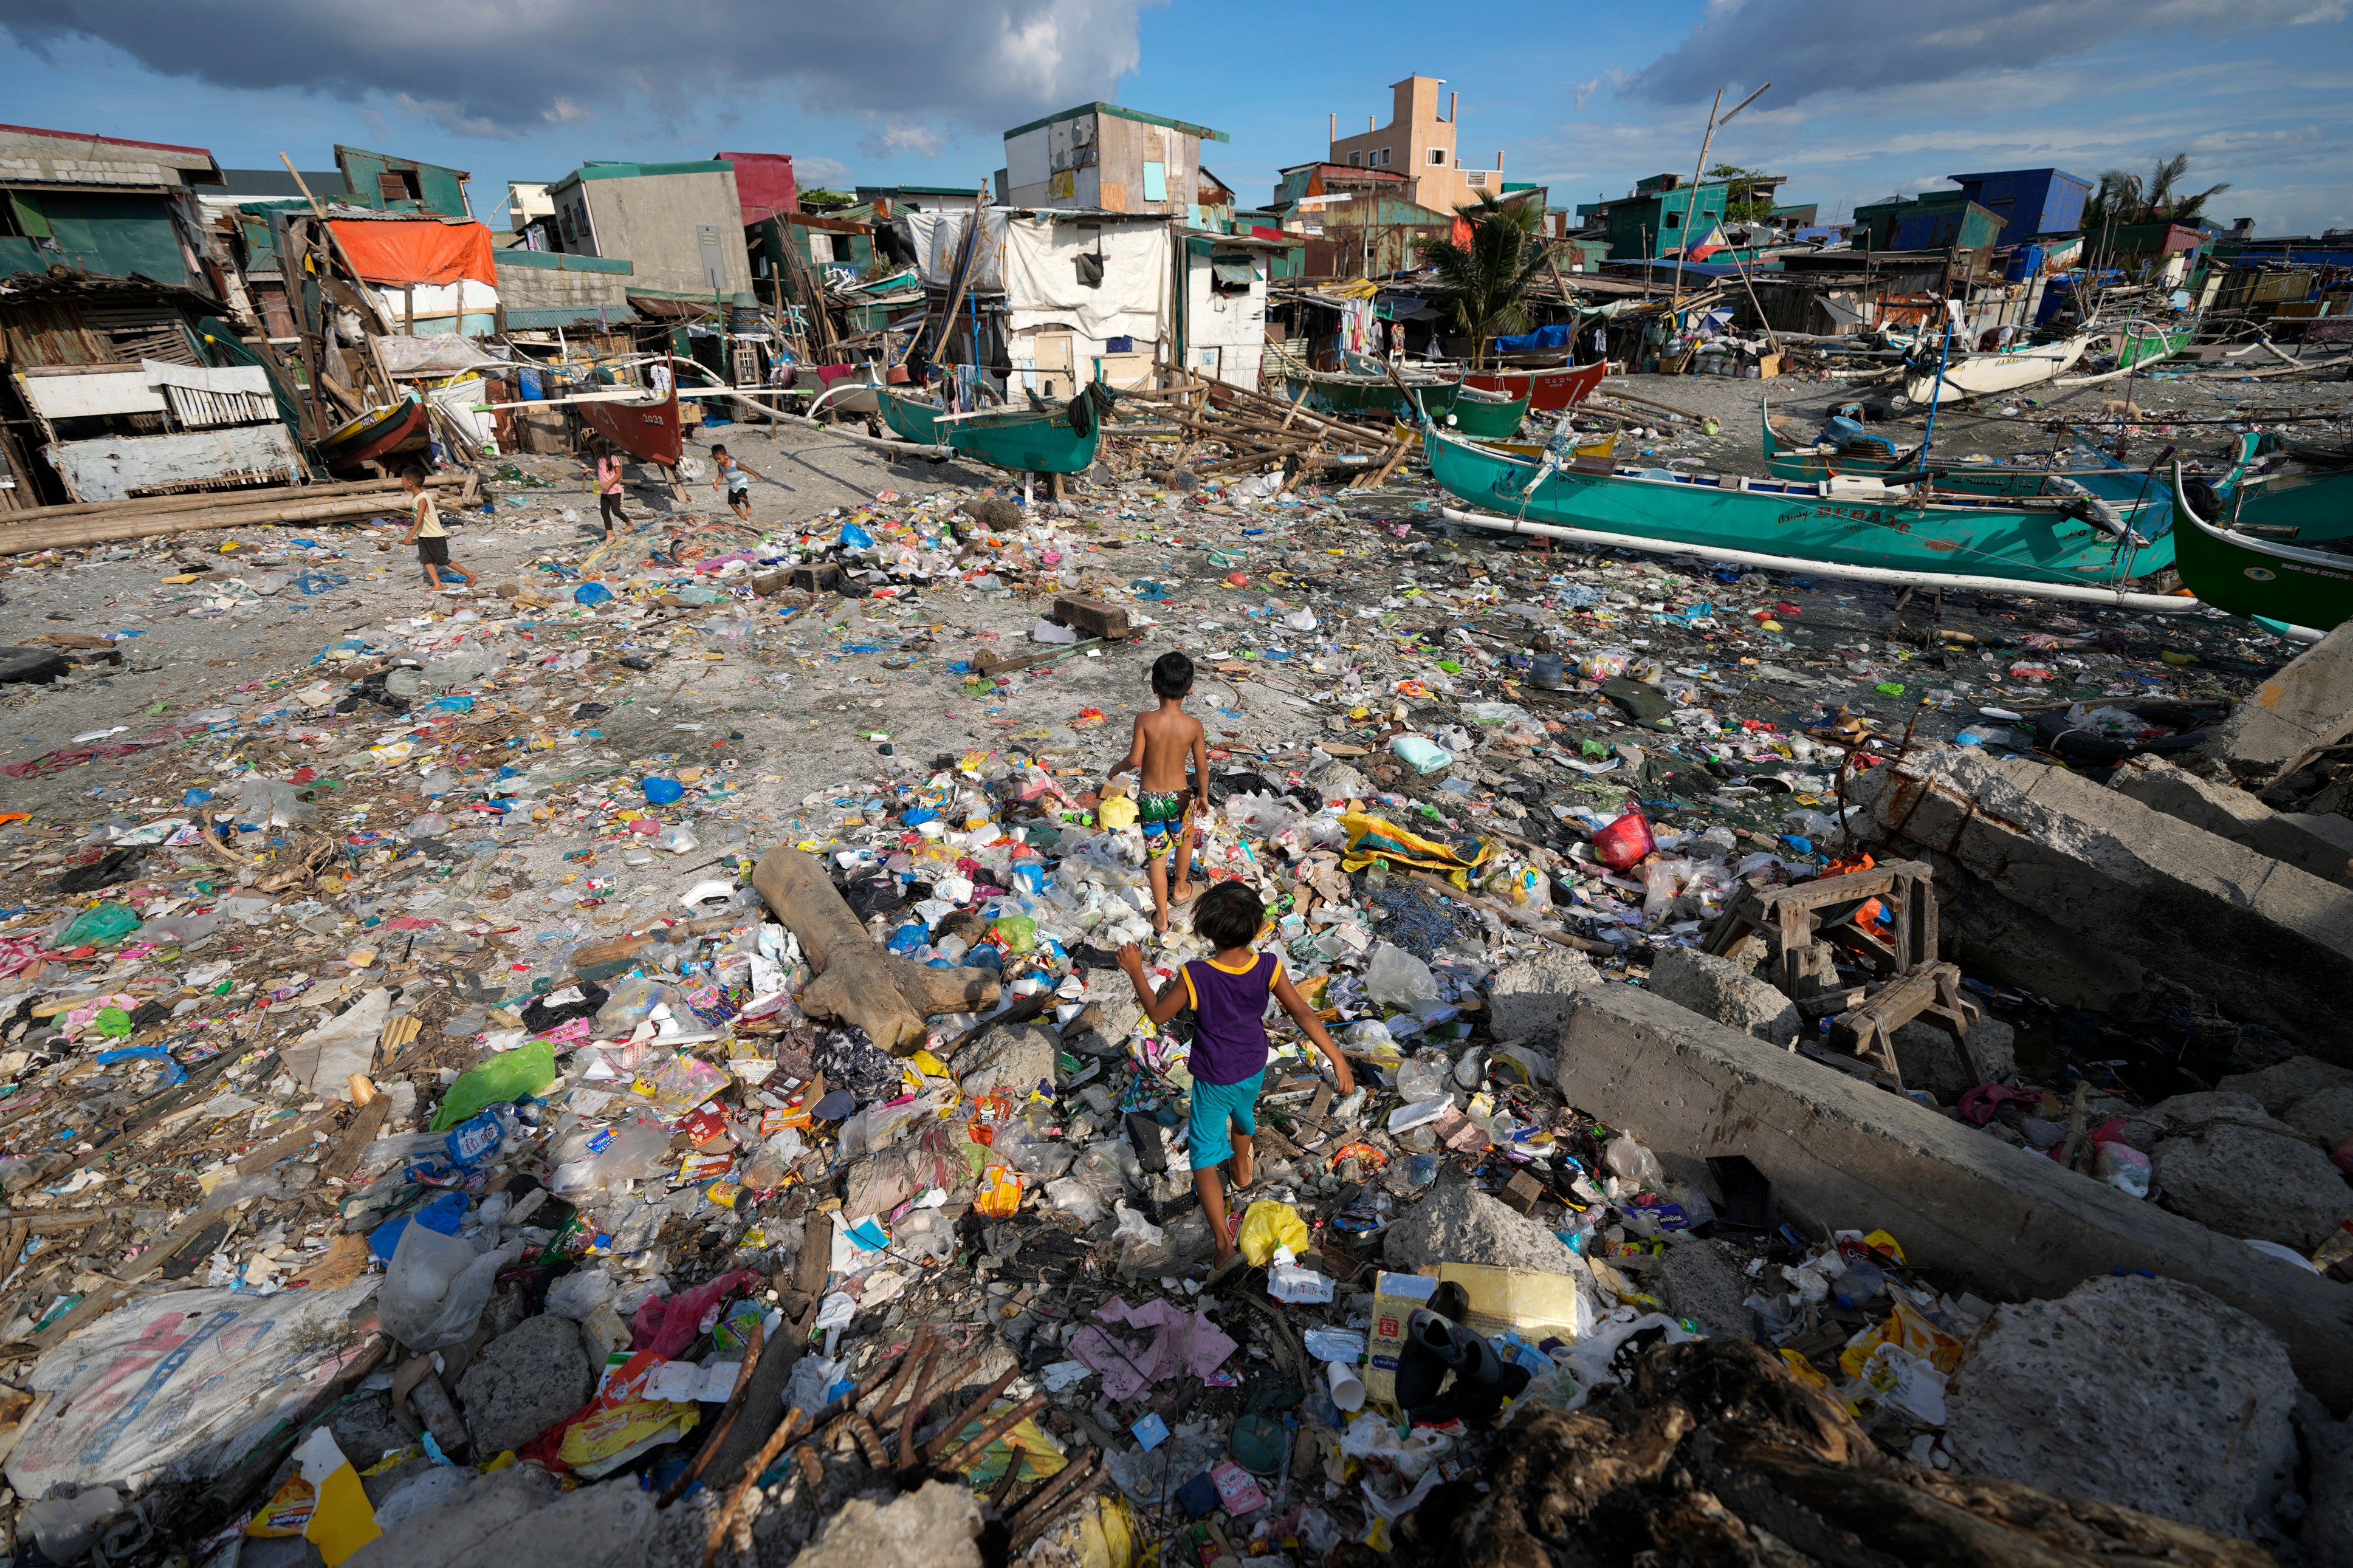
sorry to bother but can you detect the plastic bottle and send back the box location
[1833,1253,1887,1312]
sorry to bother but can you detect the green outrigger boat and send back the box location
[877,386,1104,474]
[1424,425,2250,585]
[2173,464,2353,631]
[1424,383,1528,439]
[1283,368,1461,418]
[2115,320,2197,369]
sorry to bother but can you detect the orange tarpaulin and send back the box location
[326,220,496,289]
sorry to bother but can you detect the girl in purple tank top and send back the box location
[1119,882,1355,1281]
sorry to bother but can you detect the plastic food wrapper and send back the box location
[557,1398,701,1480]
[1338,811,1494,886]
[5,1280,380,1500]
[1838,1298,1965,1379]
[1068,1296,1238,1400]
[975,1163,1023,1217]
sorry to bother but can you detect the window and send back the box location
[1348,152,1362,166]
[1374,148,1391,167]
[1428,148,1446,166]
[1142,160,1167,202]
[1663,209,1681,228]
[377,169,422,205]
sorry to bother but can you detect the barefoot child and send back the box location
[709,443,764,522]
[1118,882,1353,1280]
[1106,652,1208,934]
[399,468,472,592]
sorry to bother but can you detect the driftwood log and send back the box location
[751,847,999,1053]
[1384,1338,2269,1568]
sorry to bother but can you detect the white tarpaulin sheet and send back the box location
[7,1279,380,1500]
[374,334,515,378]
[906,210,1167,343]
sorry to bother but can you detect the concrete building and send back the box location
[0,122,222,285]
[1325,77,1504,214]
[491,249,635,330]
[999,104,1227,215]
[542,159,753,301]
[506,181,555,235]
[1176,230,1283,389]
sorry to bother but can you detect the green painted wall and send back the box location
[0,191,190,284]
[335,145,471,219]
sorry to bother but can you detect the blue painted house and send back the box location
[1946,168,2091,239]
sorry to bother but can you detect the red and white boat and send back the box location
[1460,360,1607,412]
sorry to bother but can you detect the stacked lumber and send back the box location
[0,473,469,558]
[1125,366,1418,491]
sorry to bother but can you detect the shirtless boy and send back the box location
[1106,651,1209,935]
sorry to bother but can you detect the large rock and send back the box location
[2151,1122,2353,1250]
[2117,1089,2301,1152]
[952,1022,1058,1098]
[792,1479,983,1568]
[1656,1239,1751,1338]
[1647,945,1798,1047]
[1890,1017,2016,1100]
[1383,1172,1584,1278]
[453,1312,594,1459]
[1846,743,2353,1061]
[2219,1055,2353,1148]
[1486,945,1599,1044]
[1943,1275,2300,1539]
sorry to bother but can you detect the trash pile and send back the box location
[0,436,2341,1568]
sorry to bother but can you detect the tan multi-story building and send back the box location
[1327,77,1506,215]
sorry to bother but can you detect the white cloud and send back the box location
[861,118,952,160]
[794,156,854,188]
[0,0,1156,139]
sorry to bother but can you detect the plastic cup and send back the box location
[1327,1360,1365,1412]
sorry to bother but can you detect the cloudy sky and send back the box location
[4,0,2348,236]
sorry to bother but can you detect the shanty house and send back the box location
[543,160,754,305]
[1576,172,1787,260]
[999,105,1226,215]
[1946,168,2090,240]
[334,146,472,218]
[0,123,223,286]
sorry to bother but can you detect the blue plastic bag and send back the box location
[840,521,875,550]
[574,581,615,606]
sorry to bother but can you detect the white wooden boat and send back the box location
[1903,331,2095,403]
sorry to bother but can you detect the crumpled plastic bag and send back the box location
[1236,1199,1308,1266]
[633,1268,755,1361]
[380,1225,519,1351]
[1365,943,1441,1012]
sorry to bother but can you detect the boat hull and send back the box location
[579,372,684,467]
[2174,469,2353,629]
[1431,387,1530,439]
[320,399,427,471]
[1462,361,1606,411]
[2115,323,2196,369]
[1426,427,2179,584]
[875,389,943,445]
[1284,373,1458,416]
[880,389,1100,473]
[1903,332,2094,402]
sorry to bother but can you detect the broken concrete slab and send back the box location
[2111,755,2353,886]
[2189,618,2353,786]
[453,1311,594,1459]
[1943,1274,2300,1539]
[1485,945,1600,1045]
[790,1479,983,1568]
[1551,978,2353,1412]
[1646,945,1798,1047]
[2149,1122,2353,1250]
[1846,743,2353,1063]
[2116,1090,2304,1151]
[1383,1171,1585,1278]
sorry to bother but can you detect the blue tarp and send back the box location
[1493,324,1575,352]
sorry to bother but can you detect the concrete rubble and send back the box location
[0,386,2339,1568]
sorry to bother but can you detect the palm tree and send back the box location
[2083,154,2230,231]
[1415,195,1554,370]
